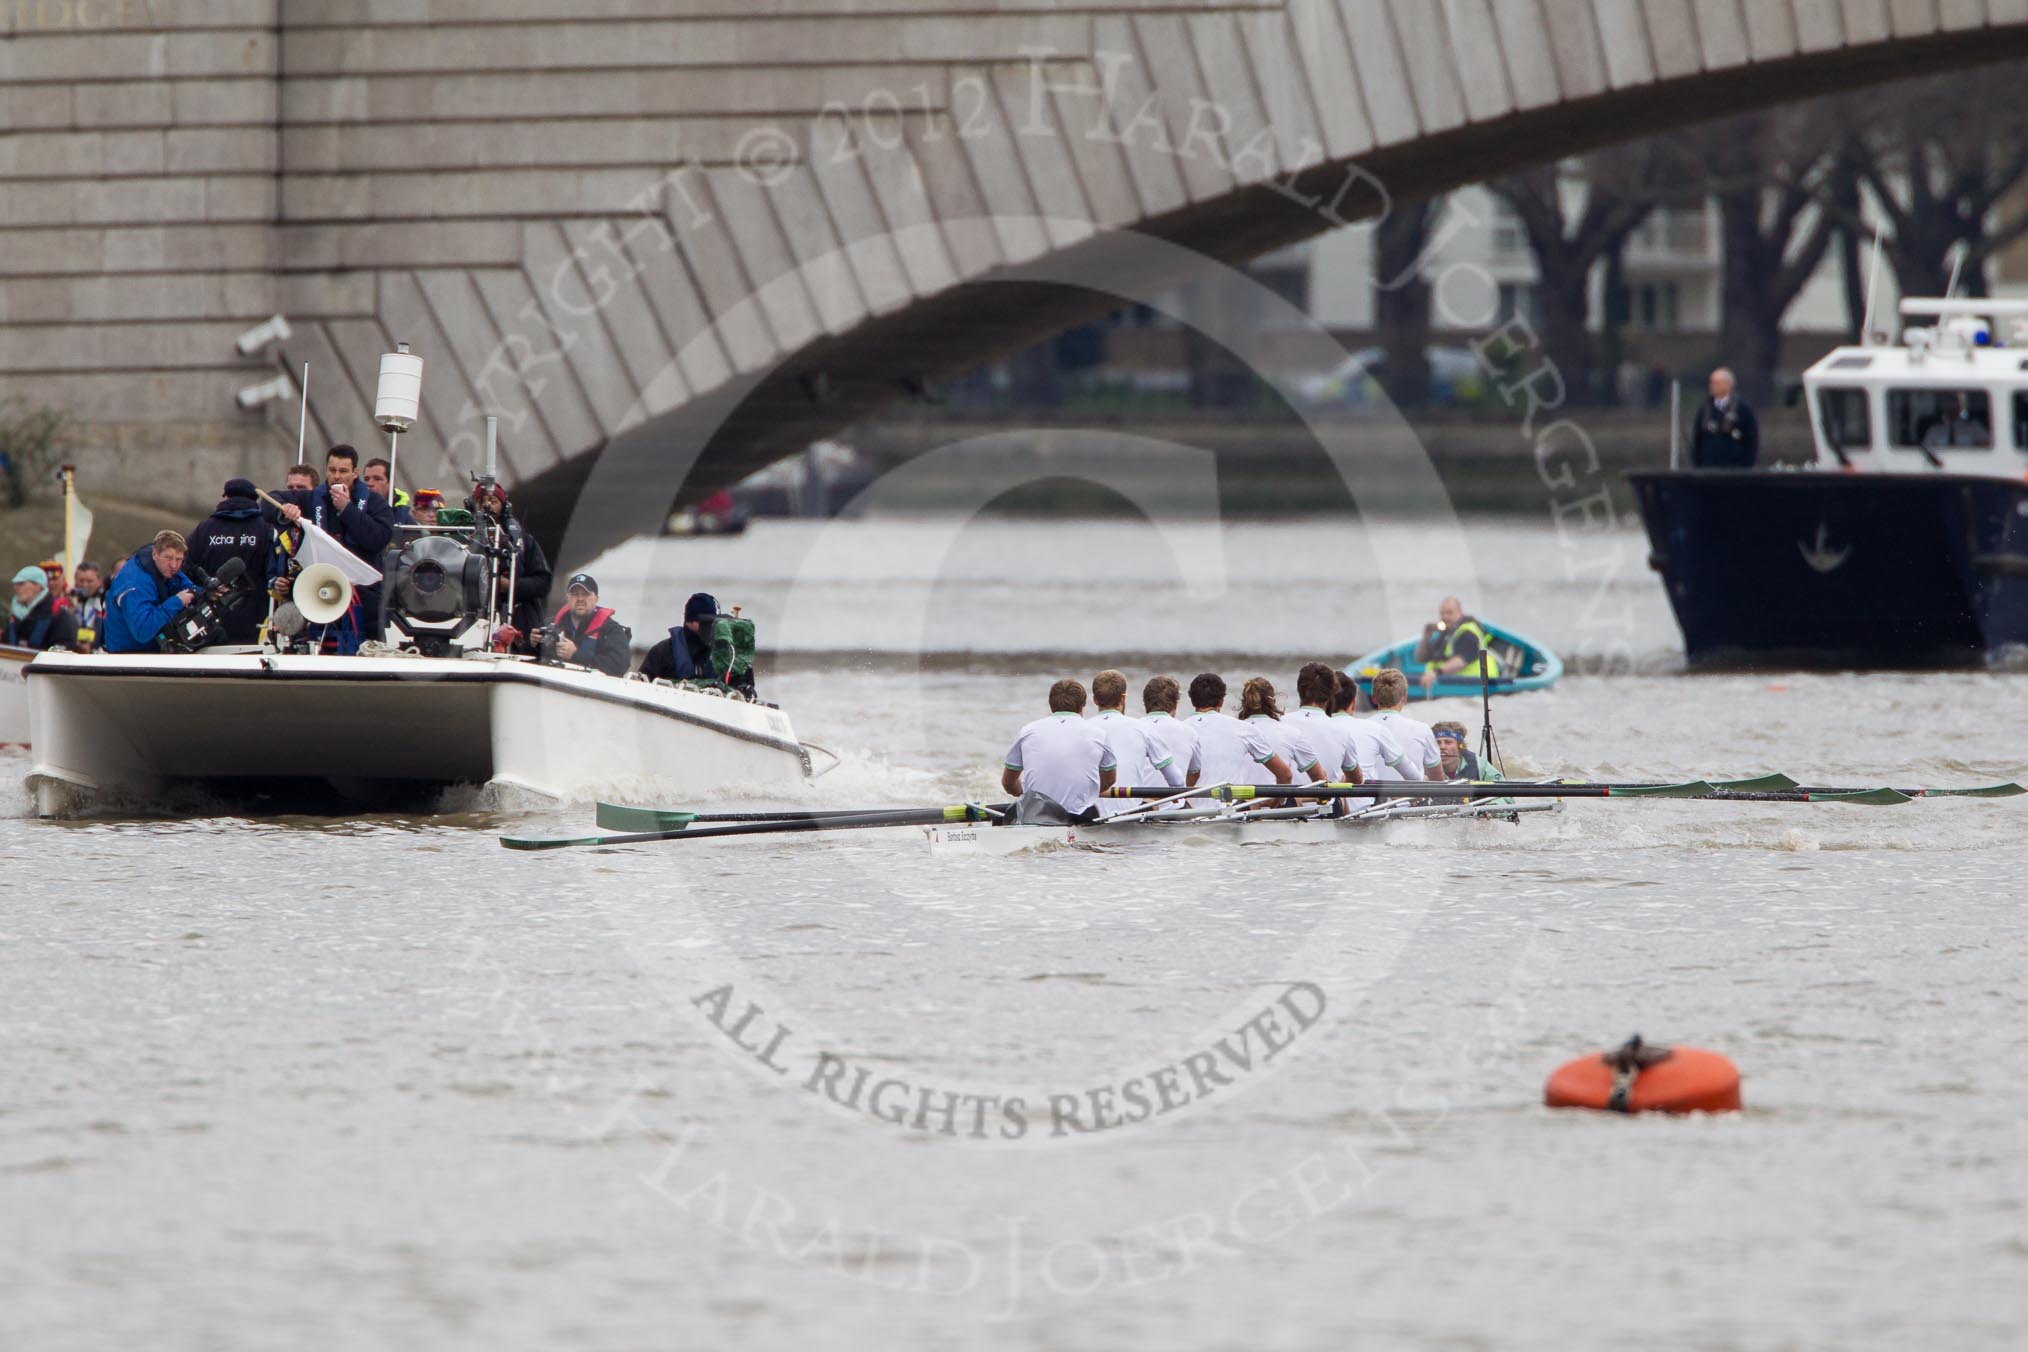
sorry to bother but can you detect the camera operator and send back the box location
[540,573,631,677]
[640,591,757,698]
[103,531,197,654]
[476,484,551,646]
[187,478,276,645]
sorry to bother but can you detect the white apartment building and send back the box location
[1299,184,1874,338]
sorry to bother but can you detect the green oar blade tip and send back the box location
[1610,780,1717,799]
[595,803,696,832]
[1809,787,1913,805]
[1714,773,1799,792]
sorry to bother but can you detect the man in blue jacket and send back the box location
[103,531,197,654]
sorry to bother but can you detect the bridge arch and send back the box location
[260,1,2028,565]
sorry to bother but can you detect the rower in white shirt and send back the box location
[1238,676,1326,786]
[1088,669,1182,816]
[1182,672,1291,787]
[1367,667,1444,780]
[1330,672,1419,782]
[1002,678,1117,819]
[1286,662,1362,785]
[1140,674,1200,786]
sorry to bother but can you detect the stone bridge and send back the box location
[11,1,2028,567]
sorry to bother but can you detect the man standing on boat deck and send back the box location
[1414,596,1502,695]
[475,484,551,645]
[1331,671,1419,783]
[1140,675,1199,787]
[186,479,277,646]
[1088,669,1182,816]
[1689,367,1759,470]
[1368,669,1444,780]
[1001,679,1117,820]
[403,488,444,529]
[1183,673,1292,788]
[67,560,105,651]
[102,531,197,654]
[273,445,396,646]
[541,573,632,678]
[361,458,411,523]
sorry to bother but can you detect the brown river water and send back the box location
[3,516,2024,1350]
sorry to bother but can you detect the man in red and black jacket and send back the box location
[544,572,631,677]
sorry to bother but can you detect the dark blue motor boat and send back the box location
[1634,297,2028,669]
[1631,469,2028,668]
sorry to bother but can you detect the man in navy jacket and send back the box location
[275,444,396,645]
[187,478,276,644]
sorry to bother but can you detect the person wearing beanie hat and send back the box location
[186,476,277,645]
[6,562,79,651]
[638,590,754,696]
[409,488,445,527]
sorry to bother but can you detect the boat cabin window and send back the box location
[1889,389,1992,451]
[2014,392,2028,450]
[1815,387,1870,451]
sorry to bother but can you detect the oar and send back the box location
[1104,781,1926,805]
[595,801,901,832]
[1710,773,1799,792]
[503,803,1008,851]
[1790,782,2023,799]
[1552,776,2018,799]
[1105,781,1720,801]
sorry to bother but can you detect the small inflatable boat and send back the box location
[1346,621,1562,701]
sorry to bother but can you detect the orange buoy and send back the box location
[1545,1035,1741,1114]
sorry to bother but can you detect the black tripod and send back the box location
[1477,650,1505,775]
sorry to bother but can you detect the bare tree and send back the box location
[1372,195,1443,409]
[1822,68,2028,299]
[1679,108,1842,405]
[1487,147,1670,403]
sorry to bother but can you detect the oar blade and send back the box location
[1808,787,1912,805]
[1712,773,1799,792]
[1918,782,2025,799]
[500,834,611,851]
[596,802,695,832]
[1610,781,1717,799]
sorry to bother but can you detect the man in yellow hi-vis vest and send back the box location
[1414,596,1502,694]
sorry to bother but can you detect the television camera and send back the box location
[380,418,523,657]
[161,557,255,652]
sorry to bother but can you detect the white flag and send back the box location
[61,474,92,576]
[294,516,382,587]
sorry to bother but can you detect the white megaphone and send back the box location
[295,562,353,625]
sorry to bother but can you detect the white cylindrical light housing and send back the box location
[375,342,423,432]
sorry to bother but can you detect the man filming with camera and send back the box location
[187,478,276,646]
[539,573,631,677]
[103,531,198,654]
